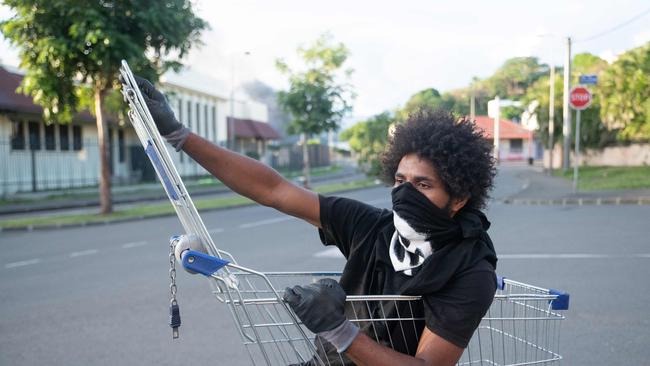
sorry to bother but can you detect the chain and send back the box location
[169,237,181,339]
[169,240,177,302]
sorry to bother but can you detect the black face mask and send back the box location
[389,183,463,275]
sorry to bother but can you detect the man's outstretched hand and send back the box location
[284,279,359,352]
[131,75,183,136]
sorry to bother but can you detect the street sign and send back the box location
[569,86,592,110]
[579,74,598,85]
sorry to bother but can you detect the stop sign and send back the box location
[569,86,592,110]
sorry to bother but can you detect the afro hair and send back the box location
[381,109,496,210]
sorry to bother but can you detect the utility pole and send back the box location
[548,63,555,174]
[562,37,572,173]
[494,96,500,164]
[470,90,476,121]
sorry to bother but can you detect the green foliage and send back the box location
[399,88,469,120]
[340,111,394,176]
[573,53,608,75]
[500,105,524,121]
[475,57,548,99]
[276,33,354,136]
[599,42,650,141]
[522,74,563,147]
[1,0,208,123]
[522,53,616,149]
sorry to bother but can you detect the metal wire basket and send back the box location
[182,252,569,366]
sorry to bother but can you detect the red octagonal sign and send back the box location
[569,86,592,110]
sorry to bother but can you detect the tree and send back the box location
[478,57,548,98]
[340,112,394,176]
[1,0,207,214]
[276,34,354,187]
[399,88,469,120]
[523,53,616,150]
[599,42,650,141]
[522,73,564,147]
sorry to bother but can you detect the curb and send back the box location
[500,196,650,206]
[0,182,381,233]
[0,170,357,216]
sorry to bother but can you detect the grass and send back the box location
[554,166,650,191]
[0,178,379,230]
[0,165,342,206]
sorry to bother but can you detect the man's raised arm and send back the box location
[182,133,320,227]
[132,75,320,227]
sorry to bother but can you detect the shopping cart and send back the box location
[119,61,570,366]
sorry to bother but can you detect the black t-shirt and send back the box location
[316,194,496,360]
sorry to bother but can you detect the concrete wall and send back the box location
[496,138,535,161]
[543,143,650,169]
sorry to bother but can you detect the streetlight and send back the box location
[228,51,251,151]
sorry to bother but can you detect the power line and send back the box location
[575,5,650,43]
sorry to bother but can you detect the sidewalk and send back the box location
[499,163,650,205]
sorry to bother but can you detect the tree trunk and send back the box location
[95,86,112,214]
[301,133,311,189]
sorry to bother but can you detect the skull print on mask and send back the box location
[389,182,463,276]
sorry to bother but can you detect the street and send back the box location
[1,166,649,365]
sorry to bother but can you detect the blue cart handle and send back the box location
[181,250,230,276]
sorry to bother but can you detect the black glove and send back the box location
[283,278,347,333]
[131,75,183,136]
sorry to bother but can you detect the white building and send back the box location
[0,64,278,196]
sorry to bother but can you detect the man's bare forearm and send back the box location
[345,328,462,366]
[180,133,320,225]
[345,333,426,366]
[181,133,281,205]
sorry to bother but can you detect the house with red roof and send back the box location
[472,115,536,162]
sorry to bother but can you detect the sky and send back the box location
[1,0,650,122]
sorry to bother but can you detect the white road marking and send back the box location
[239,216,295,229]
[499,253,650,259]
[69,249,98,258]
[314,247,344,258]
[366,198,390,205]
[121,241,148,249]
[5,258,42,269]
[208,228,224,234]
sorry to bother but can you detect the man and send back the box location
[134,76,497,366]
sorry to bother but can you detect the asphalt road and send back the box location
[1,166,649,365]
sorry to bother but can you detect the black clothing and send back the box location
[313,194,497,364]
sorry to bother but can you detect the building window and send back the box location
[45,124,56,150]
[118,129,125,163]
[196,102,201,135]
[510,139,523,153]
[187,100,192,131]
[211,106,216,142]
[204,104,209,140]
[59,125,70,150]
[177,99,183,124]
[10,120,25,150]
[72,125,83,150]
[28,121,41,150]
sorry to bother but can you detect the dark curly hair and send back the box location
[381,109,496,210]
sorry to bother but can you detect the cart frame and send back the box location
[119,60,570,366]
